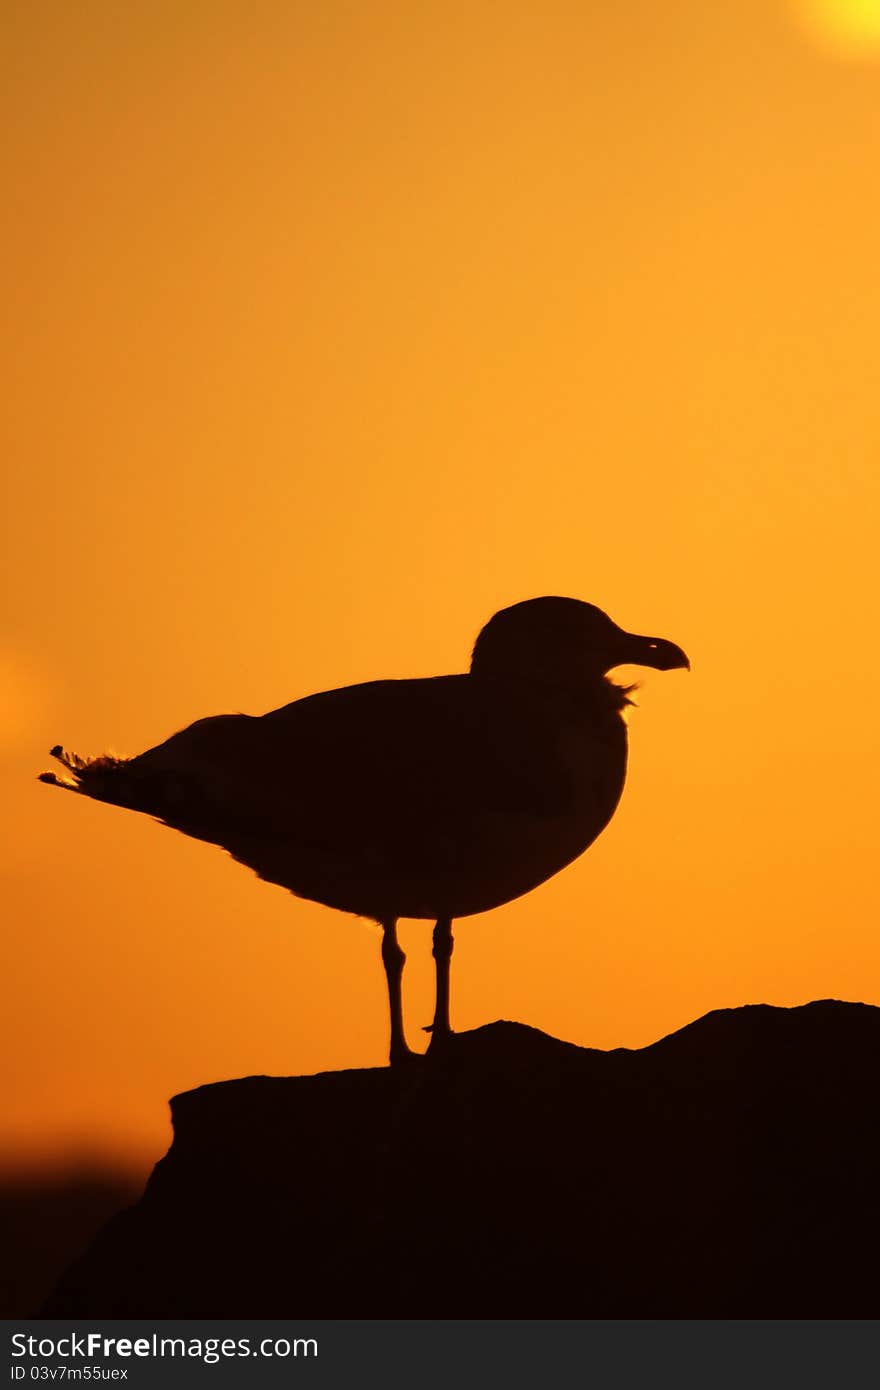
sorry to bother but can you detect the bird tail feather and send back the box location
[38,745,133,805]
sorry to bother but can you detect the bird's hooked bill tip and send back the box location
[618,635,690,672]
[656,641,690,672]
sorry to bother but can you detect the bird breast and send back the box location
[438,711,628,918]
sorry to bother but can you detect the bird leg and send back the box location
[381,918,411,1066]
[425,916,454,1052]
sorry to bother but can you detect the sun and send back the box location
[795,0,880,54]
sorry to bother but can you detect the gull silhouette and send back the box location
[39,597,688,1063]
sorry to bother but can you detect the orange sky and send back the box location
[3,1,879,1175]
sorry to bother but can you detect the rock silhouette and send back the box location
[38,597,688,1062]
[0,1168,140,1318]
[42,1000,879,1317]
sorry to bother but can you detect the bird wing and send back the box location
[251,674,574,842]
[119,673,628,918]
[131,675,577,851]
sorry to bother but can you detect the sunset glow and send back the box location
[796,0,880,54]
[3,2,879,1176]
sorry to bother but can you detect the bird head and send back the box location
[470,597,689,688]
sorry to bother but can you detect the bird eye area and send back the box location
[469,596,625,684]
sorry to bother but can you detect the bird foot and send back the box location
[425,1027,456,1056]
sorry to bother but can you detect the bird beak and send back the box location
[614,633,690,672]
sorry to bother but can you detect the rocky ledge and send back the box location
[42,1000,880,1317]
